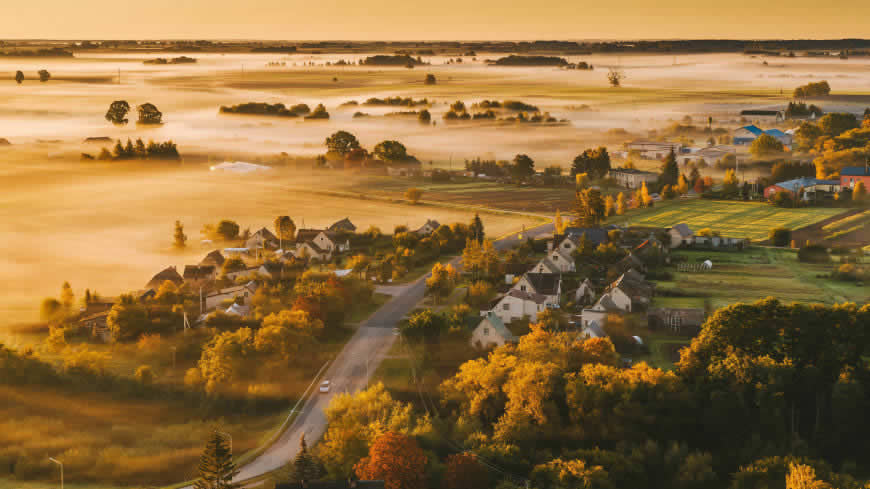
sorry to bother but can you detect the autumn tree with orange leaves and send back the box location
[354,432,428,489]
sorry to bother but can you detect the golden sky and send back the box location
[2,0,869,40]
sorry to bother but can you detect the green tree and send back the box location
[750,133,785,157]
[38,69,50,82]
[469,213,485,243]
[418,109,431,124]
[531,458,612,489]
[402,309,447,341]
[424,73,437,85]
[660,149,679,187]
[374,140,409,162]
[325,130,361,156]
[135,365,155,385]
[607,69,624,87]
[216,220,240,240]
[292,435,321,482]
[60,281,75,311]
[274,215,296,249]
[107,295,151,342]
[105,100,131,125]
[572,147,611,179]
[425,263,458,303]
[818,112,858,136]
[14,70,23,84]
[405,187,424,204]
[574,188,606,227]
[795,122,823,151]
[174,220,187,249]
[512,154,535,180]
[853,180,867,201]
[768,227,791,246]
[194,432,239,489]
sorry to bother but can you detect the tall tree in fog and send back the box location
[173,221,187,249]
[105,100,131,125]
[14,70,23,84]
[194,432,239,489]
[274,216,296,249]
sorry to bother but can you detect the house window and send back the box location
[503,303,510,311]
[520,285,526,291]
[563,243,570,249]
[537,305,542,311]
[552,254,559,261]
[483,328,489,336]
[669,315,682,331]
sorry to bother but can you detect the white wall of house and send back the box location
[513,276,561,303]
[609,288,633,312]
[471,320,513,349]
[491,295,545,323]
[668,229,694,248]
[205,287,253,311]
[547,250,574,272]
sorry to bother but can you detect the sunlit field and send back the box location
[609,199,847,241]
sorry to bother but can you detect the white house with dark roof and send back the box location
[204,281,259,311]
[531,257,562,275]
[668,223,694,248]
[513,272,561,304]
[246,227,279,250]
[574,278,595,305]
[416,219,441,236]
[488,289,553,323]
[471,312,518,349]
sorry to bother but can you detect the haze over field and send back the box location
[1,49,868,326]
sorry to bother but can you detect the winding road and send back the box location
[223,221,554,485]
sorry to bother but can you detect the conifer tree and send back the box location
[194,432,239,489]
[469,214,485,243]
[174,220,187,249]
[292,434,320,482]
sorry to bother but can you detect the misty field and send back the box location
[609,199,846,241]
[0,160,537,326]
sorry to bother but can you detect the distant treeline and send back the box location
[0,47,73,57]
[250,45,298,53]
[82,138,180,161]
[361,54,426,66]
[143,56,197,65]
[362,96,430,107]
[491,54,568,66]
[219,102,311,117]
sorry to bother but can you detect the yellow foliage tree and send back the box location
[616,192,627,215]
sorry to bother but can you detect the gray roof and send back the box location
[506,289,548,304]
[523,272,561,296]
[478,312,518,341]
[146,266,183,288]
[328,217,357,232]
[562,227,609,245]
[200,250,226,267]
[670,223,693,238]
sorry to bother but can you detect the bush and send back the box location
[768,227,792,247]
[797,244,831,263]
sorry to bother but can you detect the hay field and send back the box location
[609,199,846,241]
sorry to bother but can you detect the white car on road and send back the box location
[319,380,330,393]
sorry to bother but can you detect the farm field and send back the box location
[335,175,576,214]
[609,199,847,241]
[653,247,869,310]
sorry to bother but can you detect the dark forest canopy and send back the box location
[491,54,569,66]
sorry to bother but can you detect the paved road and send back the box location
[226,221,554,484]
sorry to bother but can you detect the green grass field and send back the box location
[610,200,846,241]
[654,247,868,310]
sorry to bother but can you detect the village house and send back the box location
[625,141,683,159]
[487,289,553,323]
[204,281,259,311]
[648,307,706,335]
[183,265,216,285]
[328,217,357,233]
[503,262,530,284]
[415,219,441,236]
[740,109,784,123]
[609,168,659,189]
[290,229,351,261]
[667,223,694,248]
[145,266,183,290]
[840,165,870,190]
[581,269,653,326]
[513,272,562,304]
[470,312,518,349]
[548,228,609,253]
[578,320,606,339]
[574,278,596,305]
[246,227,280,250]
[531,257,563,275]
[75,300,116,342]
[763,177,840,199]
[676,145,738,165]
[733,125,792,146]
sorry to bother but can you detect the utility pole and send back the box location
[49,458,63,489]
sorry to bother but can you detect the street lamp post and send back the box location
[215,430,232,456]
[49,458,63,489]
